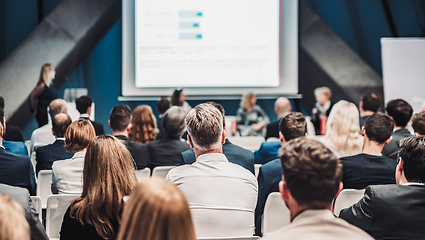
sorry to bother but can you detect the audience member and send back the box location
[255,112,307,235]
[236,92,269,136]
[3,139,28,155]
[311,86,333,135]
[156,97,170,137]
[265,97,292,140]
[52,119,95,194]
[129,105,157,144]
[60,135,137,240]
[35,113,73,174]
[30,98,67,152]
[253,140,281,165]
[1,97,27,154]
[166,103,257,237]
[340,113,396,189]
[0,96,24,142]
[171,88,192,113]
[0,109,36,195]
[75,95,104,136]
[109,105,150,169]
[181,102,255,174]
[261,138,373,240]
[359,92,381,129]
[117,178,197,240]
[382,99,413,160]
[411,111,425,136]
[0,193,30,240]
[340,136,425,239]
[148,106,190,169]
[321,100,363,158]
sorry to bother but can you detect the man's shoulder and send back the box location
[224,141,253,155]
[0,150,29,161]
[261,158,281,171]
[367,184,425,198]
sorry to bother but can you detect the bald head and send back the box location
[275,97,291,118]
[52,113,72,138]
[49,99,67,119]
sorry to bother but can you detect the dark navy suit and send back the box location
[382,128,412,160]
[35,139,74,174]
[253,141,280,164]
[115,135,150,170]
[80,117,104,136]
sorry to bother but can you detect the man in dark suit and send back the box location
[359,92,381,130]
[341,113,396,189]
[382,99,413,160]
[412,111,425,136]
[0,184,49,240]
[75,95,104,136]
[0,96,24,142]
[35,113,74,174]
[340,135,425,239]
[109,105,150,169]
[180,102,255,174]
[0,109,36,195]
[255,112,307,236]
[265,97,292,140]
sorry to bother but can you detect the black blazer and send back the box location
[35,139,74,174]
[4,125,24,142]
[340,184,425,240]
[382,129,412,160]
[265,120,280,140]
[80,117,104,136]
[180,139,255,174]
[311,102,333,135]
[0,184,49,240]
[148,137,190,169]
[0,147,36,195]
[115,135,149,169]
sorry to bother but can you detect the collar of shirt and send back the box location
[0,145,5,150]
[402,182,425,186]
[196,153,228,163]
[80,114,90,118]
[393,127,403,132]
[56,138,65,141]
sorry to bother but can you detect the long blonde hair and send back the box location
[0,194,30,240]
[323,100,362,157]
[240,92,255,110]
[129,105,157,144]
[36,63,54,86]
[117,178,197,240]
[70,135,138,240]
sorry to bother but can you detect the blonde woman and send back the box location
[321,100,363,158]
[129,105,157,144]
[60,135,137,240]
[0,193,30,240]
[117,178,197,240]
[29,63,58,127]
[236,92,269,136]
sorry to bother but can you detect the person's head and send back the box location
[48,98,67,119]
[117,178,197,240]
[37,63,55,86]
[396,136,425,184]
[75,96,93,115]
[109,105,132,133]
[0,194,30,240]
[385,99,413,128]
[274,97,292,118]
[157,97,170,115]
[162,106,187,138]
[279,112,307,144]
[64,119,96,152]
[314,87,332,106]
[171,89,185,106]
[362,113,394,145]
[185,103,225,153]
[70,135,137,240]
[240,92,256,110]
[129,105,157,144]
[52,113,72,138]
[412,112,425,136]
[279,138,342,210]
[360,92,381,113]
[208,102,226,128]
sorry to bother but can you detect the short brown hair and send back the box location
[280,138,342,208]
[0,194,30,240]
[412,112,425,135]
[64,118,96,152]
[364,112,394,144]
[279,112,307,141]
[110,105,131,132]
[398,136,425,183]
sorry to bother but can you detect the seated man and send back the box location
[359,92,381,129]
[156,97,170,138]
[262,138,373,240]
[109,105,150,169]
[412,111,425,136]
[340,136,425,239]
[166,103,257,237]
[341,113,396,189]
[35,113,74,174]
[253,141,281,165]
[255,112,307,236]
[0,96,24,142]
[76,95,104,136]
[382,99,413,160]
[265,97,291,140]
[181,102,254,174]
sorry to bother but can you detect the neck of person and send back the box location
[290,203,332,221]
[394,125,407,130]
[112,129,128,138]
[362,137,384,156]
[194,147,223,159]
[360,110,375,118]
[277,111,290,119]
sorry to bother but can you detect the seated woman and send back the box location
[52,118,96,194]
[60,135,138,240]
[171,88,192,113]
[236,92,269,136]
[129,105,158,144]
[117,178,196,240]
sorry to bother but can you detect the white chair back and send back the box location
[30,152,36,174]
[263,192,290,235]
[254,164,261,178]
[227,136,265,152]
[152,166,176,179]
[266,137,279,142]
[198,237,260,240]
[135,168,151,181]
[333,189,365,217]
[30,196,42,222]
[25,140,31,156]
[37,170,53,208]
[46,194,79,238]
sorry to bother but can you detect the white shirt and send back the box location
[30,124,55,153]
[52,151,86,195]
[166,153,258,238]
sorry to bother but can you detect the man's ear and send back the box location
[108,120,111,129]
[359,101,363,111]
[398,158,404,172]
[279,180,290,202]
[384,136,393,145]
[279,132,285,145]
[51,128,55,136]
[221,130,226,145]
[126,123,132,132]
[361,126,366,137]
[87,106,92,115]
[187,135,194,149]
[334,182,344,199]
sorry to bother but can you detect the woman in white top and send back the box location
[52,118,96,194]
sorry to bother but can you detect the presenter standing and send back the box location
[236,92,269,136]
[171,88,192,113]
[29,63,58,127]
